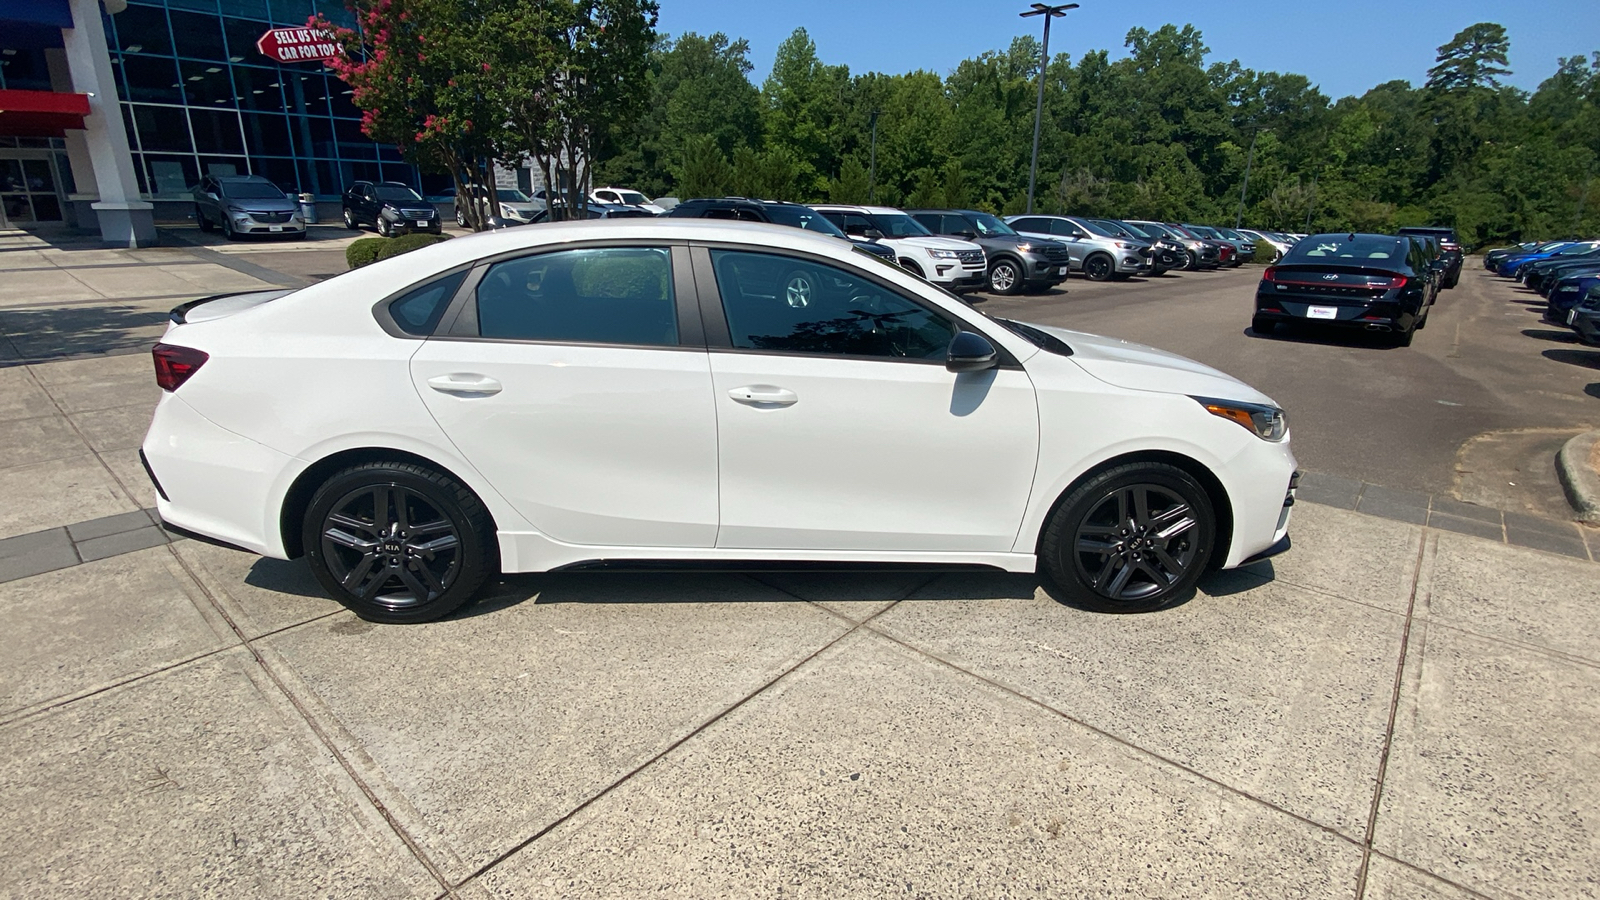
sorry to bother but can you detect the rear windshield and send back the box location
[1286,236,1405,261]
[220,182,284,199]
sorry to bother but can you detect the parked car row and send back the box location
[1251,227,1462,347]
[1483,236,1600,344]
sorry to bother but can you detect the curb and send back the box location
[1556,430,1600,524]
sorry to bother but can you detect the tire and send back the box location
[1252,316,1276,336]
[377,216,393,237]
[1183,250,1199,270]
[899,258,925,279]
[195,204,212,232]
[780,269,816,308]
[1393,322,1415,347]
[343,208,358,231]
[1084,253,1114,282]
[988,258,1024,295]
[221,214,238,241]
[303,461,496,624]
[456,206,467,228]
[1040,462,1216,613]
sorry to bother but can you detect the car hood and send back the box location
[227,199,296,213]
[500,202,540,215]
[984,234,1066,250]
[891,235,981,251]
[1027,322,1276,407]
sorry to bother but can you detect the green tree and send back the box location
[827,156,870,203]
[762,28,850,197]
[675,134,732,199]
[1427,23,1512,91]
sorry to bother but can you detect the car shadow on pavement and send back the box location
[1543,348,1600,369]
[0,304,170,364]
[243,556,327,598]
[1586,383,1600,400]
[1521,328,1579,343]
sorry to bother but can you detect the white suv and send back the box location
[591,187,665,215]
[813,205,988,292]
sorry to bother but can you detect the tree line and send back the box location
[593,22,1599,246]
[321,1,1598,246]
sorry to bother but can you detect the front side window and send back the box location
[374,185,423,202]
[710,250,955,361]
[966,213,1017,237]
[476,247,677,346]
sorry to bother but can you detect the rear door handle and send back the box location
[427,374,502,396]
[728,385,798,407]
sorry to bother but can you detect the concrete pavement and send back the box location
[3,226,1600,898]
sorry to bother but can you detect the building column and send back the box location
[45,48,99,230]
[61,0,155,247]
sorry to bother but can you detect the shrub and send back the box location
[345,237,387,269]
[1252,238,1278,264]
[374,232,453,262]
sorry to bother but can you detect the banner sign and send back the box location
[256,28,340,64]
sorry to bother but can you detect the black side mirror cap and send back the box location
[946,331,998,373]
[864,228,885,241]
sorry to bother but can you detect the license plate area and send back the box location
[267,225,283,232]
[1306,306,1338,320]
[416,220,429,227]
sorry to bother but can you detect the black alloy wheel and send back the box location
[304,462,495,623]
[989,258,1023,295]
[1084,253,1114,282]
[1041,462,1216,613]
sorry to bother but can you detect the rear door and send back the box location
[410,243,719,548]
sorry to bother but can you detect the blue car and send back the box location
[1548,273,1600,325]
[1497,241,1581,278]
[1569,288,1600,346]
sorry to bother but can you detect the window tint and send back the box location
[1010,217,1047,233]
[710,250,956,361]
[389,271,467,336]
[476,248,677,346]
[1054,221,1084,237]
[1288,236,1402,261]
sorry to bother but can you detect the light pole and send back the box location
[868,109,880,203]
[1304,171,1318,232]
[1021,2,1077,214]
[1234,124,1265,229]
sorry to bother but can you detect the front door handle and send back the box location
[427,374,502,396]
[728,385,798,407]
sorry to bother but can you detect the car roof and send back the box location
[678,197,806,207]
[215,174,275,182]
[812,204,908,216]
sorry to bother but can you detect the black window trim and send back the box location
[688,241,1022,369]
[422,240,706,352]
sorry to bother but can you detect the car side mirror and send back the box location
[946,331,997,373]
[864,228,885,241]
[955,230,978,240]
[205,192,218,201]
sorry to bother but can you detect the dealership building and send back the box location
[2,0,436,246]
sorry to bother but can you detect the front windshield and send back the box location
[497,189,531,202]
[765,204,847,237]
[968,213,1017,236]
[1106,220,1149,239]
[617,191,650,206]
[221,182,285,200]
[875,213,933,237]
[375,185,423,202]
[1136,222,1174,239]
[1186,225,1219,238]
[1077,218,1118,237]
[1557,242,1600,255]
[1533,242,1572,253]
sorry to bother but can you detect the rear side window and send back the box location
[1010,217,1048,233]
[1288,237,1402,261]
[475,247,677,346]
[388,270,467,336]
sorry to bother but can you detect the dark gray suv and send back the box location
[907,208,1071,294]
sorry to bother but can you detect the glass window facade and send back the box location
[105,0,418,200]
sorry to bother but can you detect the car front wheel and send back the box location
[303,461,497,623]
[1040,462,1216,613]
[988,259,1023,295]
[377,216,393,237]
[1084,253,1114,281]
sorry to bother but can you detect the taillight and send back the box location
[152,343,209,392]
[1375,275,1408,290]
[1261,267,1278,283]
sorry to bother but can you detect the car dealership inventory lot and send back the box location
[3,228,1598,898]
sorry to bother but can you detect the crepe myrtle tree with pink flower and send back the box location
[314,0,657,230]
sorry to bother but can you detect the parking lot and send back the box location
[3,225,1599,898]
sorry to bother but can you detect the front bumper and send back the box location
[1023,254,1071,283]
[234,218,305,234]
[1573,312,1600,346]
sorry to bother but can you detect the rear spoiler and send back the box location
[170,288,295,325]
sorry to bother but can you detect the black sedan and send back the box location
[1253,233,1437,346]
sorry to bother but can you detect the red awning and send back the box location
[0,89,91,138]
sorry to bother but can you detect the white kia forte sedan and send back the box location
[141,220,1296,623]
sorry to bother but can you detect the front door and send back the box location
[700,247,1040,552]
[410,244,718,547]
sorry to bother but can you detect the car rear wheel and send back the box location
[343,208,358,230]
[1084,253,1114,281]
[303,462,496,624]
[988,258,1023,295]
[195,204,212,232]
[1040,462,1216,613]
[456,207,467,228]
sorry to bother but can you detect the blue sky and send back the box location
[657,0,1600,100]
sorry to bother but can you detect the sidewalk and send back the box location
[3,227,1599,899]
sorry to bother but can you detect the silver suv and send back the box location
[1004,215,1149,281]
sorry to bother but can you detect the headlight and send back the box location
[1192,396,1287,442]
[380,207,399,219]
[928,249,960,259]
[1014,243,1034,252]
